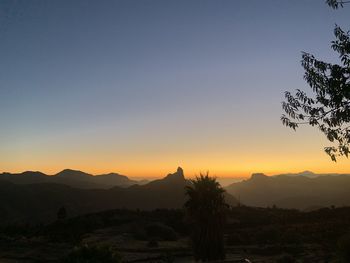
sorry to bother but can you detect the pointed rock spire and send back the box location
[164,167,185,181]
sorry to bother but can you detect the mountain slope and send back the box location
[226,173,350,209]
[0,167,238,224]
[0,171,49,184]
[0,169,138,189]
[96,167,238,210]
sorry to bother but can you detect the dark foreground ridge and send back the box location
[0,167,238,224]
[1,206,350,262]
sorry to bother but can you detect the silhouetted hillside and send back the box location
[0,169,139,189]
[275,170,350,178]
[0,171,49,184]
[226,173,350,209]
[0,167,238,224]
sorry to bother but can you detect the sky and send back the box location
[1,0,350,178]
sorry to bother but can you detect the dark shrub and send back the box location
[256,226,280,244]
[133,224,147,240]
[337,233,350,263]
[147,238,159,248]
[161,252,174,263]
[276,254,295,263]
[226,233,242,246]
[281,230,302,245]
[61,244,121,263]
[145,222,177,241]
[57,206,67,220]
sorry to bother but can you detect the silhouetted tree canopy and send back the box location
[282,25,350,161]
[326,0,350,9]
[184,173,228,261]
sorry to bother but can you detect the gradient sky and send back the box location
[1,0,350,178]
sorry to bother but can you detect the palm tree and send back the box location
[184,173,228,261]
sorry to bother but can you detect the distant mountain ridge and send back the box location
[226,172,350,210]
[0,167,238,224]
[274,170,350,178]
[0,169,141,189]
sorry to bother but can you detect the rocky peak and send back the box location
[250,173,268,180]
[164,167,185,181]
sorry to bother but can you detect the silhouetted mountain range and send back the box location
[0,167,238,224]
[0,169,142,189]
[226,172,350,210]
[274,170,350,178]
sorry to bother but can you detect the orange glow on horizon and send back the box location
[2,153,350,179]
[2,122,350,178]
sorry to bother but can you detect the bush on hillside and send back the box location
[276,254,296,263]
[61,244,121,263]
[338,233,350,263]
[145,222,178,241]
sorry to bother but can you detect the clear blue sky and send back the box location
[1,0,350,177]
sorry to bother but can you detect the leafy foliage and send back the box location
[326,0,350,9]
[282,25,350,161]
[184,173,228,261]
